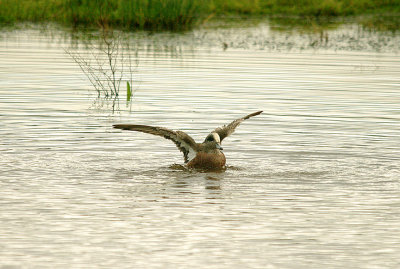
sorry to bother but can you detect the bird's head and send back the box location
[204,132,223,151]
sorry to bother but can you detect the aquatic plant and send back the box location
[127,81,132,102]
[66,27,136,101]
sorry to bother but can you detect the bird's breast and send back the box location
[187,151,226,170]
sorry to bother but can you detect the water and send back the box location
[1,21,400,268]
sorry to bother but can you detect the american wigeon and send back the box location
[113,111,262,170]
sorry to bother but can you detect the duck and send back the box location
[113,111,262,170]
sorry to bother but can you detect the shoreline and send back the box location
[0,0,399,31]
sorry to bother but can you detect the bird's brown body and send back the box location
[113,111,262,171]
[187,150,226,170]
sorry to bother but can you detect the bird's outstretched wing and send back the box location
[213,111,263,142]
[113,124,198,163]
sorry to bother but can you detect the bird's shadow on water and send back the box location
[114,163,246,193]
[167,163,226,190]
[168,163,244,172]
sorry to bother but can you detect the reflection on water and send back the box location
[1,21,400,268]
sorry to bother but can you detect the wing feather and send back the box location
[113,124,198,163]
[213,111,263,142]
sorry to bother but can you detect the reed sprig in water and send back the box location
[65,25,136,100]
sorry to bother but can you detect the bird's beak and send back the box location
[216,143,223,150]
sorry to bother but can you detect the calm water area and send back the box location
[1,19,400,268]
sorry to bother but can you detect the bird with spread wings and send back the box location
[113,111,262,170]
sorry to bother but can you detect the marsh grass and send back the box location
[210,0,400,16]
[0,0,205,30]
[1,0,399,30]
[359,14,400,33]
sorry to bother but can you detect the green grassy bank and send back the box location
[0,0,203,30]
[0,0,399,30]
[212,0,400,16]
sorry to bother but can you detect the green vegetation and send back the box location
[0,0,204,30]
[0,0,399,30]
[210,0,400,17]
[127,81,132,102]
[66,29,137,99]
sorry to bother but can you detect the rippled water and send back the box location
[1,22,400,268]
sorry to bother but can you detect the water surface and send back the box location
[1,22,400,268]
